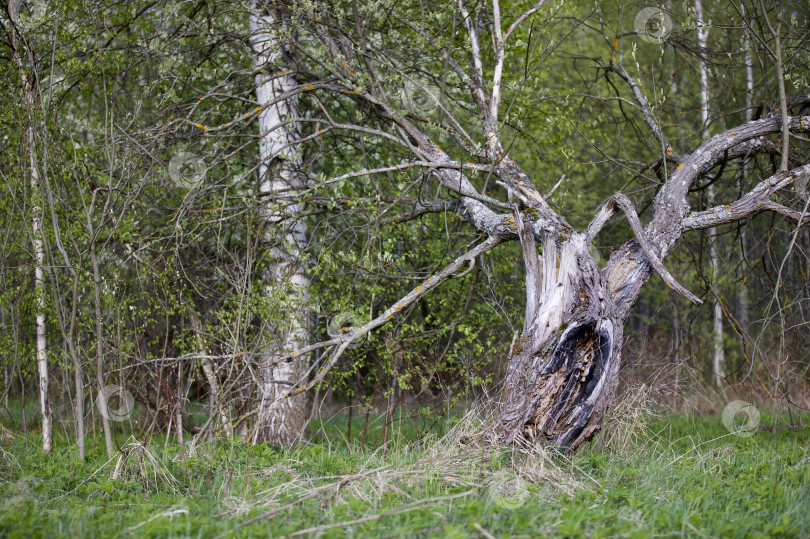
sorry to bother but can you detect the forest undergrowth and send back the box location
[0,390,809,538]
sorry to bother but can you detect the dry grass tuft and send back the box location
[110,436,181,494]
[244,403,583,519]
[0,422,14,442]
[593,383,657,456]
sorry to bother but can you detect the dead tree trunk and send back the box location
[497,229,624,449]
[496,115,810,450]
[494,191,682,450]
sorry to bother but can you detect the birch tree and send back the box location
[250,1,310,446]
[694,0,725,390]
[248,0,809,449]
[9,6,52,454]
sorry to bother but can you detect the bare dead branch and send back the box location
[682,164,810,230]
[267,235,503,371]
[587,193,702,304]
[609,60,680,162]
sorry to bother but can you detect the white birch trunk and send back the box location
[249,6,309,446]
[11,28,52,454]
[695,0,725,389]
[737,1,754,338]
[33,171,52,454]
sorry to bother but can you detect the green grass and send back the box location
[0,408,808,538]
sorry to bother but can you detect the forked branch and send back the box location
[683,164,810,230]
[586,193,702,304]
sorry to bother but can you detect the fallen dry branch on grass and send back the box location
[282,488,477,537]
[216,406,585,537]
[213,465,392,539]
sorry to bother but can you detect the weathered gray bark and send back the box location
[497,228,622,448]
[496,189,699,449]
[496,116,810,450]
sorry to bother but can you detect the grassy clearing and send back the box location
[0,401,808,538]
